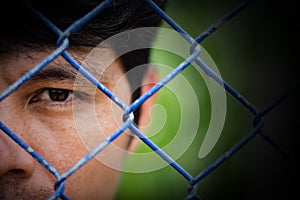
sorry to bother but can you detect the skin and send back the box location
[0,46,156,200]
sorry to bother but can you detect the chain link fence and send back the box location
[0,0,299,199]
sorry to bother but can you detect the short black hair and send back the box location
[0,0,168,123]
[0,0,167,48]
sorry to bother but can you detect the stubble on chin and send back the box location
[0,178,55,200]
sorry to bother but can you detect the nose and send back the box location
[0,96,35,178]
[0,124,35,178]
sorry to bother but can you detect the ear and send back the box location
[127,66,159,152]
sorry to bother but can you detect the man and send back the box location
[0,0,167,199]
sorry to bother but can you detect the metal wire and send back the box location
[0,0,298,199]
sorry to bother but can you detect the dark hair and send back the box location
[0,0,168,123]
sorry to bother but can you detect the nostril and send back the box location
[9,169,25,174]
[6,168,29,178]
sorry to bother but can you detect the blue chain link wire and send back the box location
[0,0,298,199]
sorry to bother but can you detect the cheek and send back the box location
[27,92,131,194]
[55,103,128,199]
[28,117,121,199]
[72,99,131,170]
[28,116,88,173]
[65,158,121,200]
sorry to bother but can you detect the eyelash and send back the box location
[29,88,88,108]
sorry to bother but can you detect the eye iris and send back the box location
[48,89,69,101]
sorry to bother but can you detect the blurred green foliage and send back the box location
[115,0,299,199]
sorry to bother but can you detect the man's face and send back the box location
[0,47,133,199]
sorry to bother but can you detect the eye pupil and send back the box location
[48,89,69,101]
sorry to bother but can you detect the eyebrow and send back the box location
[30,67,77,82]
[29,62,107,85]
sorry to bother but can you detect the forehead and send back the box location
[0,45,125,87]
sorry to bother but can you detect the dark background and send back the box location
[116,0,299,199]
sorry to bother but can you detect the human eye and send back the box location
[30,88,72,103]
[28,88,89,110]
